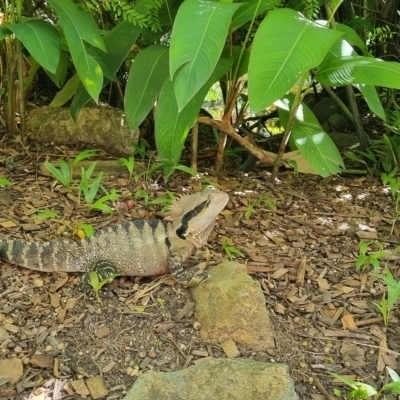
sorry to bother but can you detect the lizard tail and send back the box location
[0,238,85,273]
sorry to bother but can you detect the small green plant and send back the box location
[78,164,121,213]
[331,366,400,399]
[0,177,12,187]
[344,148,380,176]
[245,194,276,220]
[79,163,102,204]
[90,188,121,214]
[356,241,386,272]
[384,96,400,134]
[44,149,99,190]
[374,268,400,326]
[88,270,120,302]
[156,298,166,308]
[118,156,135,182]
[73,223,95,239]
[45,159,72,188]
[78,261,120,302]
[134,188,151,206]
[222,239,244,261]
[381,168,400,233]
[148,191,177,212]
[33,209,59,219]
[132,139,151,160]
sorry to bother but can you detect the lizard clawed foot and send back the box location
[184,272,209,288]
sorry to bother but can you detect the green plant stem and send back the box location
[322,84,355,123]
[270,72,307,183]
[325,3,369,149]
[16,38,26,142]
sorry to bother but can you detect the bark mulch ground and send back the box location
[0,146,399,400]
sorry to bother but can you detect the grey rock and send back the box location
[124,358,298,400]
[192,261,275,351]
[27,106,139,155]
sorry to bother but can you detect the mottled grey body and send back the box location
[0,220,180,275]
[0,189,229,283]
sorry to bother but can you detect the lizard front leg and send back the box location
[167,239,207,287]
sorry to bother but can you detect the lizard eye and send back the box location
[176,227,185,239]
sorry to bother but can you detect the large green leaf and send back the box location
[46,50,69,87]
[248,8,342,112]
[355,84,385,121]
[103,21,141,75]
[231,0,279,31]
[323,39,385,120]
[0,25,11,40]
[277,96,344,177]
[221,46,251,80]
[316,20,367,54]
[285,0,325,11]
[8,20,60,74]
[335,23,368,54]
[50,74,80,106]
[69,22,141,120]
[170,0,241,111]
[47,0,105,101]
[156,58,233,176]
[125,45,169,131]
[316,56,400,89]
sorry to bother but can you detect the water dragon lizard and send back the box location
[0,188,229,285]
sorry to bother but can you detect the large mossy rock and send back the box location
[27,106,139,155]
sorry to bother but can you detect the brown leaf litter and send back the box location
[1,151,400,399]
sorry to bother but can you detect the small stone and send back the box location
[32,278,44,287]
[148,350,157,358]
[95,326,111,338]
[193,322,201,330]
[221,339,240,358]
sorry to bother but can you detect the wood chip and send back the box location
[316,278,330,291]
[29,353,54,368]
[0,221,18,228]
[271,268,289,279]
[174,302,195,320]
[295,256,307,287]
[71,380,90,396]
[102,361,116,373]
[86,376,109,399]
[341,314,357,330]
[49,292,60,308]
[356,231,378,239]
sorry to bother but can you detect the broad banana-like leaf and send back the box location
[277,95,344,177]
[125,45,169,130]
[231,0,280,31]
[69,21,141,120]
[323,39,385,121]
[316,56,400,89]
[156,58,233,176]
[170,0,241,111]
[249,8,342,112]
[8,20,60,74]
[48,0,105,101]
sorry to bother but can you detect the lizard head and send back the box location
[165,188,229,248]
